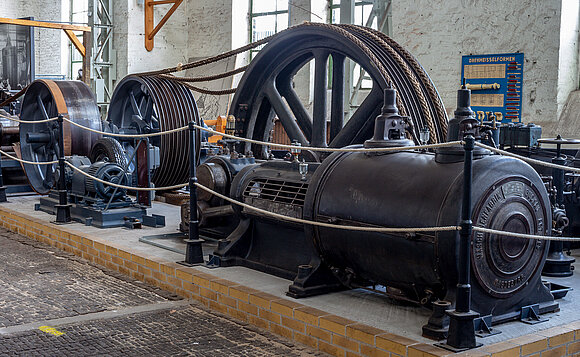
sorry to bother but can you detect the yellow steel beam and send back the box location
[64,29,85,57]
[144,0,183,51]
[0,17,91,32]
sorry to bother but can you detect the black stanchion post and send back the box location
[55,114,71,223]
[180,121,204,266]
[0,149,6,202]
[444,135,481,351]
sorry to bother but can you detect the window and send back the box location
[329,0,378,89]
[329,0,377,28]
[249,0,289,59]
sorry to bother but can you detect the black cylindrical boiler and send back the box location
[302,148,554,320]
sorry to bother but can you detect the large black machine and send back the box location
[17,79,169,228]
[187,25,577,339]
[10,24,580,338]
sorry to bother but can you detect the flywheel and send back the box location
[229,23,448,159]
[19,80,102,194]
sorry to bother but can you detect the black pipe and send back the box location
[543,142,575,277]
[55,115,71,223]
[0,146,6,202]
[444,135,481,350]
[181,121,204,265]
[26,132,51,143]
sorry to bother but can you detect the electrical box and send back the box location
[499,123,542,148]
[461,53,524,124]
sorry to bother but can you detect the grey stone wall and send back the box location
[392,0,563,135]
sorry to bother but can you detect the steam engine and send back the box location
[209,86,559,338]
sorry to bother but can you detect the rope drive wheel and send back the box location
[107,75,201,189]
[19,80,102,194]
[229,23,448,159]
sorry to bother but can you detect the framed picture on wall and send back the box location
[0,17,35,92]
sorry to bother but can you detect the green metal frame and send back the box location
[248,0,289,59]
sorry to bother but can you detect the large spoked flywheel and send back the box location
[19,80,102,194]
[107,75,201,188]
[229,23,448,159]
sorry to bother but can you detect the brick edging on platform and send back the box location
[1,206,580,357]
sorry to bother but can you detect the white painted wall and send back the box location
[557,0,580,120]
[392,0,564,136]
[112,0,249,118]
[120,1,188,75]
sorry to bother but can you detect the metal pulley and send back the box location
[107,75,201,189]
[19,80,102,194]
[230,23,448,159]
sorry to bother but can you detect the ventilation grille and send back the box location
[243,178,308,206]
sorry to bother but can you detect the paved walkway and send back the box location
[0,229,323,356]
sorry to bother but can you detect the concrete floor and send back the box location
[3,195,580,346]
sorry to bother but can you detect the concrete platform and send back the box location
[1,195,580,356]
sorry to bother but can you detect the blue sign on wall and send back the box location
[460,53,524,124]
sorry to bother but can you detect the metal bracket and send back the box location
[144,0,183,51]
[520,304,548,325]
[206,254,221,268]
[142,214,165,228]
[474,315,501,338]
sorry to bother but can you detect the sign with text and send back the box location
[461,53,524,123]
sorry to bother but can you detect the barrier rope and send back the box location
[197,181,580,240]
[475,142,580,173]
[6,143,580,240]
[192,124,463,152]
[194,182,460,233]
[62,117,188,138]
[472,226,580,242]
[0,149,58,165]
[64,161,188,191]
[59,116,464,153]
[0,112,58,124]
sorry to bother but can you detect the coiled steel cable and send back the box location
[340,25,444,142]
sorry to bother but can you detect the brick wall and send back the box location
[0,205,579,357]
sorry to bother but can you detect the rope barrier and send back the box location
[0,112,58,124]
[193,183,580,240]
[193,182,460,233]
[64,161,188,191]
[7,141,580,240]
[60,116,464,153]
[192,124,463,153]
[0,149,58,165]
[62,117,189,138]
[472,226,580,242]
[475,142,580,174]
